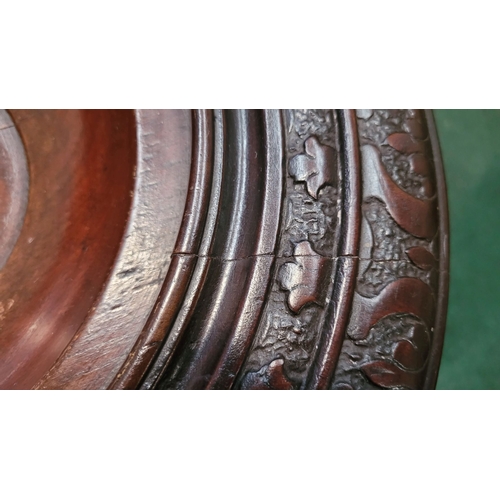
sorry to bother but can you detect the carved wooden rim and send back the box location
[134,110,285,389]
[305,110,361,389]
[329,109,449,390]
[423,110,449,389]
[0,109,449,389]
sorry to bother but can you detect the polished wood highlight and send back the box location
[0,110,449,389]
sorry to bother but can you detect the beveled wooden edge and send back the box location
[110,110,214,389]
[36,110,192,389]
[423,109,450,389]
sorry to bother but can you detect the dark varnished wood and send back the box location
[0,109,449,389]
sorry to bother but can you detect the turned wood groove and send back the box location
[0,109,449,390]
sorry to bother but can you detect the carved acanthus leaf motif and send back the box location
[332,110,445,391]
[361,321,430,389]
[361,144,437,239]
[391,322,430,371]
[406,246,437,271]
[348,277,435,341]
[403,113,428,140]
[360,360,419,390]
[278,241,329,313]
[387,132,425,155]
[289,136,337,199]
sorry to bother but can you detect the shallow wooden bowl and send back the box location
[0,110,448,389]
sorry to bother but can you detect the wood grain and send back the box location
[0,109,449,389]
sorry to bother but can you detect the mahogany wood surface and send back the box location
[0,109,449,389]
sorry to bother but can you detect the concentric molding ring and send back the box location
[0,109,448,389]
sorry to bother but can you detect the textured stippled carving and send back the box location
[357,198,435,297]
[238,110,340,387]
[281,184,338,257]
[286,109,337,154]
[332,109,442,390]
[357,109,434,199]
[332,314,431,390]
[0,109,448,390]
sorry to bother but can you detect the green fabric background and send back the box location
[434,110,500,389]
